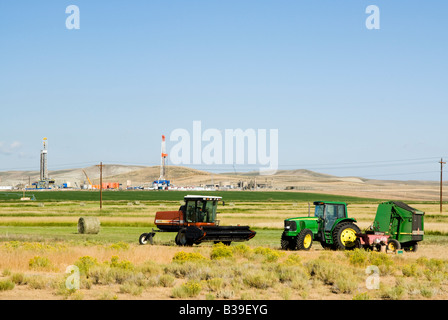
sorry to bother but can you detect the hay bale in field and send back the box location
[77,217,100,234]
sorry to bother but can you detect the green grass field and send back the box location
[1,190,387,203]
[0,190,447,247]
[0,190,380,247]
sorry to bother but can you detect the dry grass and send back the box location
[0,241,448,300]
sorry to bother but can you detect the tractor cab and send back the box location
[182,195,222,224]
[314,201,348,232]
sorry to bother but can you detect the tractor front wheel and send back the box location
[332,223,361,250]
[281,232,295,250]
[295,229,313,251]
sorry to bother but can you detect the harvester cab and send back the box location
[139,195,256,246]
[181,195,221,225]
[282,201,360,251]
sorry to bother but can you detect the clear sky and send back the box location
[0,1,447,180]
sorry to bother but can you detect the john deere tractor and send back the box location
[281,201,360,251]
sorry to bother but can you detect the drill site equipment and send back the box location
[139,195,256,246]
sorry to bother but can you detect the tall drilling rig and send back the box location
[159,135,168,181]
[36,137,54,189]
[153,135,170,189]
[40,137,48,182]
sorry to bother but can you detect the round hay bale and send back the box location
[77,217,100,234]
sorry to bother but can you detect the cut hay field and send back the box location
[0,190,448,300]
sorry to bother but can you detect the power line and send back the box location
[440,158,446,214]
[177,161,436,171]
[359,170,439,178]
[277,161,434,171]
[0,156,445,173]
[278,157,441,169]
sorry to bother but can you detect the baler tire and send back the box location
[386,239,401,253]
[296,229,313,251]
[404,242,419,252]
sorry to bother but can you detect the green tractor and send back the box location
[281,201,360,251]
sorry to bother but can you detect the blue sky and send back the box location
[0,1,447,180]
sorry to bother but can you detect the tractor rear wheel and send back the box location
[296,229,313,250]
[332,223,361,250]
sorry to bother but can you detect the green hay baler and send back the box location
[370,201,424,252]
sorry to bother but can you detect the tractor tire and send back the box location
[386,239,401,253]
[177,228,193,246]
[139,233,148,245]
[295,229,313,251]
[281,232,296,250]
[332,223,361,251]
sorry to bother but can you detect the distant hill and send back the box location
[0,164,441,201]
[0,164,144,188]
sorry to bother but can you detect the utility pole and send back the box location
[440,158,446,214]
[97,162,104,210]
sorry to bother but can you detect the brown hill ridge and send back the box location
[0,165,442,201]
